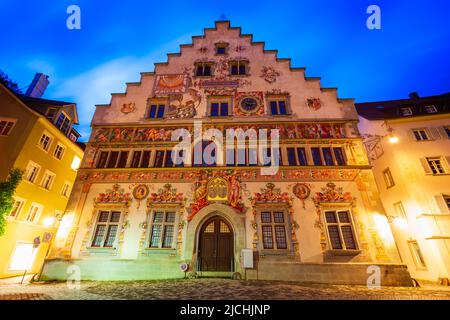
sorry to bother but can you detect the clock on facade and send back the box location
[239,97,259,113]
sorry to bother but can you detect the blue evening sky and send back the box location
[1,0,449,140]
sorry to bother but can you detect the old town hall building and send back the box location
[41,21,412,285]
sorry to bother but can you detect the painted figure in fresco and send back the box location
[227,175,241,208]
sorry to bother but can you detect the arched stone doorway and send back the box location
[184,203,246,275]
[198,216,234,271]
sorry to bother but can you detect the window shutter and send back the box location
[437,126,449,139]
[419,158,432,174]
[434,195,450,213]
[428,127,442,140]
[445,156,450,173]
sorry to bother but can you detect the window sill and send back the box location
[142,248,177,255]
[325,249,361,256]
[259,249,290,256]
[86,247,118,255]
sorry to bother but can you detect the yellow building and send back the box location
[0,81,84,280]
[357,92,450,285]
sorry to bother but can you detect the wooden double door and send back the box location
[199,216,234,272]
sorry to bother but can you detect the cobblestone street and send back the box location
[0,279,450,300]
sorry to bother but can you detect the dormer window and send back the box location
[195,62,213,77]
[55,112,71,134]
[46,108,57,121]
[230,61,248,76]
[424,105,437,113]
[400,107,412,116]
[215,43,228,55]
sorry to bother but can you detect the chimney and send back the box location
[409,92,420,99]
[25,73,49,98]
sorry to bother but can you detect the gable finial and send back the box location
[218,13,228,21]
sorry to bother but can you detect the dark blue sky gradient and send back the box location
[1,0,449,140]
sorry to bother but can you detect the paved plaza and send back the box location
[0,278,450,300]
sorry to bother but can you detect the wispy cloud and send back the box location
[50,33,194,140]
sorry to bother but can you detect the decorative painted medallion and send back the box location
[306,97,322,111]
[132,184,149,200]
[121,102,136,114]
[292,183,311,209]
[260,66,281,84]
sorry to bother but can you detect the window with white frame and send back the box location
[25,161,41,183]
[61,181,72,197]
[53,143,66,160]
[38,132,53,151]
[424,105,437,113]
[91,210,122,248]
[25,203,43,223]
[7,198,25,219]
[408,240,427,269]
[148,210,176,248]
[260,211,288,250]
[324,210,358,250]
[426,157,446,174]
[412,129,429,141]
[0,119,16,136]
[382,168,395,188]
[400,107,412,116]
[393,201,407,219]
[55,112,71,134]
[40,170,56,190]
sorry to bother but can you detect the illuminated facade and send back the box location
[42,21,412,285]
[357,92,450,285]
[0,82,84,279]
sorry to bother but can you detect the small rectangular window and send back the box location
[324,210,357,250]
[413,129,429,141]
[97,151,109,168]
[154,150,165,168]
[230,61,247,75]
[333,148,346,165]
[148,104,165,119]
[195,63,212,76]
[26,203,43,223]
[53,144,66,160]
[260,211,288,250]
[0,120,16,136]
[117,151,129,168]
[408,240,427,269]
[210,102,229,117]
[311,148,323,166]
[106,151,119,168]
[61,182,72,197]
[322,148,334,166]
[131,151,142,168]
[25,161,41,183]
[149,211,176,248]
[426,157,446,174]
[141,151,151,168]
[91,211,121,248]
[269,100,287,115]
[38,132,53,151]
[393,202,407,219]
[382,168,395,188]
[40,170,55,190]
[8,198,25,219]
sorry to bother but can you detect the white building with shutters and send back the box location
[356,92,450,285]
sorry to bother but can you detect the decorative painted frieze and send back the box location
[147,183,185,205]
[313,182,353,203]
[94,184,131,206]
[91,122,348,144]
[121,102,136,114]
[306,97,322,111]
